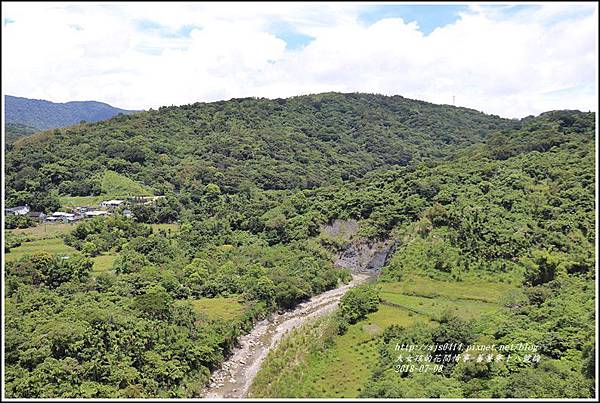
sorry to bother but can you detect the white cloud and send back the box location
[2,2,597,118]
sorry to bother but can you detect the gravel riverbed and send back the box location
[202,273,370,398]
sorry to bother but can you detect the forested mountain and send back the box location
[3,93,596,398]
[4,95,139,134]
[5,92,517,211]
[5,122,38,144]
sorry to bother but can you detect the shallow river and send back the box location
[202,273,370,398]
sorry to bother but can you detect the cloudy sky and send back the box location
[2,2,598,118]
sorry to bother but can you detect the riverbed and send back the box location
[202,273,370,398]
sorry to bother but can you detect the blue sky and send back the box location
[130,4,547,48]
[358,4,468,34]
[269,22,314,50]
[2,2,598,118]
[131,4,540,50]
[272,4,470,49]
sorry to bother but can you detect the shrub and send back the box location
[336,285,380,334]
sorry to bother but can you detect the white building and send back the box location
[129,195,165,205]
[51,212,75,218]
[85,210,110,218]
[47,211,82,223]
[99,199,125,209]
[5,205,30,216]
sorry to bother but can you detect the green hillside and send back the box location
[100,170,152,196]
[249,109,595,398]
[3,94,595,398]
[5,93,517,212]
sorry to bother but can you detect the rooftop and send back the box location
[6,206,29,211]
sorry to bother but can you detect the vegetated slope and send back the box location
[310,110,596,285]
[5,92,516,212]
[3,108,595,398]
[5,122,39,144]
[5,95,139,131]
[249,276,514,398]
[250,109,596,398]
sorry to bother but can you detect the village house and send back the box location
[84,210,110,218]
[4,205,30,216]
[73,206,95,214]
[46,211,83,223]
[27,211,46,222]
[128,196,165,206]
[99,199,125,209]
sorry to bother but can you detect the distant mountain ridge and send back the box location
[5,95,140,132]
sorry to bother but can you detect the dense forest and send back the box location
[5,92,517,210]
[248,108,595,398]
[3,93,596,398]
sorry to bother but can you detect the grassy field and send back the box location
[379,292,500,321]
[92,254,118,273]
[249,315,340,398]
[5,223,77,263]
[250,304,431,398]
[4,237,78,262]
[305,304,432,397]
[191,296,246,322]
[6,222,174,275]
[6,223,75,240]
[6,223,116,274]
[250,275,516,398]
[60,195,107,208]
[379,275,516,303]
[150,223,180,233]
[60,170,152,208]
[101,170,151,196]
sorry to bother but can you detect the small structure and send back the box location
[99,199,125,209]
[73,206,95,214]
[47,211,82,223]
[51,212,75,218]
[122,209,134,218]
[128,196,165,206]
[84,210,110,218]
[5,205,30,216]
[27,211,46,222]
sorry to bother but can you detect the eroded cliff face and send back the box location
[334,239,397,275]
[321,219,397,275]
